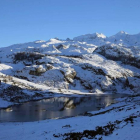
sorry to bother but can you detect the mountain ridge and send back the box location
[2,31,140,51]
[0,31,140,107]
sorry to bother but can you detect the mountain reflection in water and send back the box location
[0,94,126,122]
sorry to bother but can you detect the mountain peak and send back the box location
[115,31,128,35]
[73,32,106,42]
[93,32,106,38]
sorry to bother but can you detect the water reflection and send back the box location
[0,94,126,122]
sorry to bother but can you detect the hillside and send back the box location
[0,31,140,107]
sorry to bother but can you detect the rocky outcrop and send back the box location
[95,45,140,68]
[56,44,67,50]
[14,52,44,63]
[29,65,46,76]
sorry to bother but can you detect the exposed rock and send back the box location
[65,70,76,83]
[56,44,67,50]
[29,65,46,76]
[45,64,53,70]
[14,52,44,63]
[95,45,140,68]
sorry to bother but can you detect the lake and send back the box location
[0,94,127,122]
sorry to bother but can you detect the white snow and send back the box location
[0,96,140,140]
[0,31,140,140]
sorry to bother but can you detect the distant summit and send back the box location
[115,31,128,35]
[73,33,106,41]
[72,31,140,46]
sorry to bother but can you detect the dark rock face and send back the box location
[81,63,106,76]
[95,45,140,68]
[0,86,30,102]
[14,52,44,63]
[45,64,53,71]
[56,44,67,50]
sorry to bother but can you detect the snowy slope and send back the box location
[73,31,140,47]
[1,95,140,140]
[108,31,140,46]
[0,31,140,106]
[73,33,106,46]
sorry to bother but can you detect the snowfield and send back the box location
[1,95,140,140]
[0,31,140,139]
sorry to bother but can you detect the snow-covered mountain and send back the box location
[0,31,140,106]
[108,31,140,46]
[73,33,106,46]
[73,31,140,46]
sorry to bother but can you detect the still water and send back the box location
[0,94,126,122]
